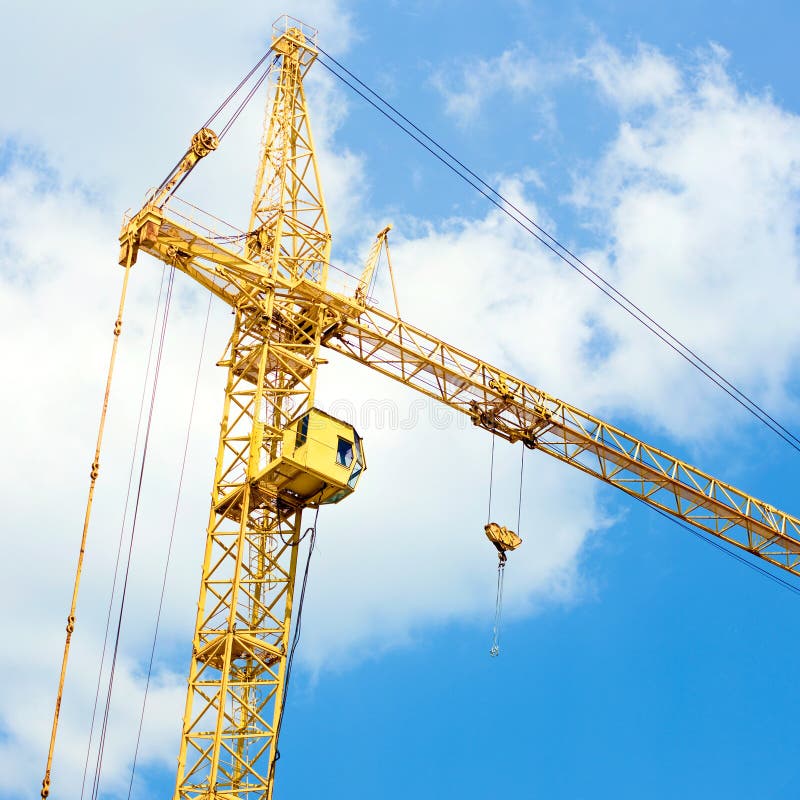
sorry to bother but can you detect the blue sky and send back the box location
[2,1,800,798]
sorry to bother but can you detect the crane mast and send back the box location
[136,21,334,799]
[105,14,800,800]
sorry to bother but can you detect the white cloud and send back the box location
[432,43,570,127]
[571,44,800,435]
[582,40,682,110]
[432,40,800,439]
[433,38,681,122]
[4,20,800,800]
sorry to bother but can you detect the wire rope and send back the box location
[219,57,279,141]
[490,558,505,658]
[125,290,214,799]
[156,54,279,200]
[489,445,526,658]
[487,435,496,524]
[88,266,177,800]
[269,504,322,785]
[40,250,136,800]
[79,263,168,800]
[517,445,525,535]
[204,50,275,129]
[631,495,800,598]
[315,49,800,455]
[367,242,383,302]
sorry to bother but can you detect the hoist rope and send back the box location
[315,48,800,456]
[489,444,527,657]
[89,266,177,800]
[270,504,321,785]
[487,436,496,524]
[490,558,506,658]
[79,263,168,800]
[126,290,214,799]
[517,446,525,534]
[166,60,278,203]
[39,252,135,800]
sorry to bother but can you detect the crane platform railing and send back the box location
[120,200,363,302]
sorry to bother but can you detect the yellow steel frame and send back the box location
[123,199,800,579]
[322,301,800,575]
[114,15,800,799]
[121,20,331,800]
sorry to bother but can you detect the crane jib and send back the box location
[119,205,800,577]
[325,303,800,574]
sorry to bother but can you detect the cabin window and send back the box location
[348,434,365,487]
[348,462,362,488]
[295,414,310,450]
[336,437,354,468]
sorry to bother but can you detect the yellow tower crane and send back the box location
[41,14,800,800]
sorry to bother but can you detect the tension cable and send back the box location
[316,47,800,457]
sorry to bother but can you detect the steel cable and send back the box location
[269,504,321,786]
[79,263,168,800]
[313,54,800,594]
[156,54,279,199]
[490,559,505,657]
[631,494,800,598]
[218,57,279,141]
[40,250,137,800]
[517,445,525,535]
[315,49,800,455]
[204,50,275,129]
[125,290,214,799]
[487,435,496,524]
[89,266,176,800]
